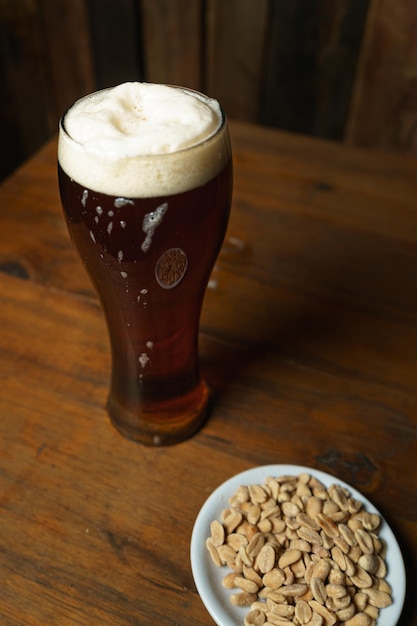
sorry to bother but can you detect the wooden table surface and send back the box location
[0,120,416,625]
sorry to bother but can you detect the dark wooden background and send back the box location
[1,0,417,182]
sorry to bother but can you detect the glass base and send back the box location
[106,380,211,446]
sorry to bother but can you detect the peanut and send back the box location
[295,599,312,624]
[205,474,392,625]
[235,575,260,594]
[244,609,266,626]
[278,548,302,569]
[256,543,276,573]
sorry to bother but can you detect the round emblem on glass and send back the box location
[155,248,188,289]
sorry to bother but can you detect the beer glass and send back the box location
[58,83,232,445]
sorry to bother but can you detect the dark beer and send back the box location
[58,83,232,445]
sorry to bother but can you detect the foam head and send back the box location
[58,82,230,197]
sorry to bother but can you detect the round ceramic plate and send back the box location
[190,464,406,626]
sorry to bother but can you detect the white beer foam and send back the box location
[58,82,229,197]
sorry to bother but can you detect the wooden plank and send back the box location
[0,0,51,180]
[86,0,141,88]
[140,0,203,90]
[39,0,95,121]
[3,124,417,299]
[346,0,417,151]
[2,124,417,623]
[261,0,368,140]
[205,0,269,121]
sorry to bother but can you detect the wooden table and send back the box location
[0,121,416,625]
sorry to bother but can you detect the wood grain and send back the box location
[39,0,95,117]
[3,0,417,184]
[347,0,417,151]
[86,0,142,88]
[205,0,269,120]
[0,0,51,179]
[140,0,203,89]
[0,123,416,623]
[261,0,368,139]
[0,0,94,181]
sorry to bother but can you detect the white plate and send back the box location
[191,464,406,626]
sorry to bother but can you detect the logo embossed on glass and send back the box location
[155,248,188,289]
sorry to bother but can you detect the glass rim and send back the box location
[59,84,227,160]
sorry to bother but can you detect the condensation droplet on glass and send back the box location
[140,288,148,294]
[114,197,134,208]
[118,250,123,263]
[89,230,96,243]
[121,271,128,278]
[120,220,126,228]
[141,202,168,252]
[94,216,99,224]
[96,206,103,216]
[108,210,114,217]
[107,222,113,235]
[146,341,154,350]
[81,189,88,207]
[138,353,150,368]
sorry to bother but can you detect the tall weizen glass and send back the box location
[58,83,232,445]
